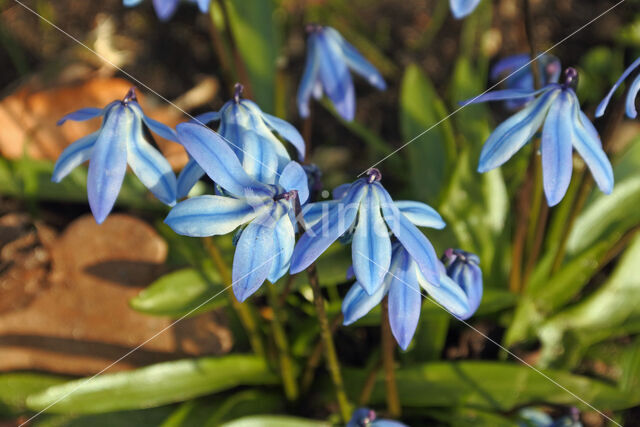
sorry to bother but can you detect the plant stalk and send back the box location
[381,297,401,417]
[266,285,298,401]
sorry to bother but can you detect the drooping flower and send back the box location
[461,67,614,206]
[441,248,483,320]
[291,168,445,296]
[491,53,561,110]
[347,407,409,427]
[516,407,582,427]
[450,0,481,19]
[596,56,640,119]
[178,84,305,198]
[123,0,209,21]
[53,88,178,224]
[165,122,309,302]
[297,25,386,122]
[342,243,473,350]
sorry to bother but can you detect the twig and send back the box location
[381,297,401,417]
[267,285,298,401]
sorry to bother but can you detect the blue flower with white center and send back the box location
[53,88,178,224]
[166,122,309,302]
[178,84,305,198]
[347,408,408,427]
[342,243,472,350]
[123,0,209,21]
[441,248,482,320]
[461,67,614,206]
[491,53,562,110]
[596,56,640,119]
[297,25,386,122]
[450,0,481,19]
[291,168,445,296]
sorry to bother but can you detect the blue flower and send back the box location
[491,53,561,110]
[178,84,305,198]
[123,0,209,21]
[596,56,640,119]
[341,243,472,350]
[517,407,582,427]
[53,88,178,224]
[461,67,614,206]
[291,168,445,296]
[297,25,386,122]
[450,0,481,19]
[166,122,309,302]
[441,248,482,320]
[347,408,408,427]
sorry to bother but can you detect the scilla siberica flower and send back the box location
[517,407,582,427]
[342,243,473,350]
[291,168,444,296]
[53,88,178,224]
[348,408,408,427]
[491,53,561,110]
[165,122,309,302]
[461,67,614,206]
[450,0,481,19]
[441,248,482,319]
[596,56,640,119]
[298,25,386,122]
[123,0,209,21]
[178,84,305,198]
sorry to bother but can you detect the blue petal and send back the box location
[126,114,177,206]
[394,201,446,229]
[165,195,266,237]
[301,201,335,227]
[267,205,296,283]
[52,131,99,182]
[490,54,530,81]
[176,122,271,198]
[478,88,559,172]
[541,91,574,206]
[196,0,209,12]
[57,107,105,126]
[342,279,389,325]
[449,262,483,316]
[238,128,279,185]
[326,27,386,90]
[258,109,306,161]
[352,186,392,295]
[596,56,640,118]
[460,86,551,107]
[571,96,614,194]
[279,161,309,204]
[129,102,178,142]
[87,105,131,224]
[387,249,422,350]
[297,35,320,118]
[192,111,220,125]
[419,273,471,319]
[232,211,278,302]
[290,180,366,274]
[177,157,206,199]
[124,0,143,5]
[332,183,351,200]
[626,73,640,119]
[449,0,482,19]
[371,420,409,427]
[375,183,440,285]
[152,0,179,20]
[316,30,356,121]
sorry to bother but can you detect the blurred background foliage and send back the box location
[2,0,640,425]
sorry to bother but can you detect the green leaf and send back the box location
[220,416,329,427]
[0,373,67,416]
[224,0,280,112]
[399,63,456,204]
[34,407,174,427]
[130,268,227,318]
[27,355,279,414]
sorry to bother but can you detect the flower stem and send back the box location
[300,313,342,392]
[266,285,298,401]
[203,237,265,358]
[307,264,352,422]
[381,297,401,418]
[522,0,541,89]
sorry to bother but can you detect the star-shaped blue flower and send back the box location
[491,53,561,110]
[347,408,408,427]
[297,25,386,122]
[53,88,178,224]
[291,169,444,296]
[596,56,640,119]
[124,0,209,21]
[462,67,614,206]
[178,84,305,198]
[450,0,481,19]
[441,248,482,320]
[342,243,474,350]
[166,122,309,302]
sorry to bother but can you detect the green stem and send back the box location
[267,285,298,401]
[300,313,342,392]
[203,237,265,358]
[381,297,401,417]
